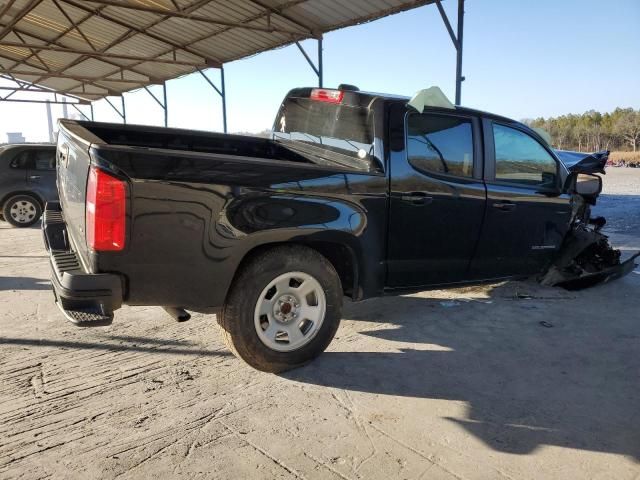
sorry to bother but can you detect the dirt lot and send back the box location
[1,169,639,479]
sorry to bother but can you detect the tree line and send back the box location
[526,108,640,152]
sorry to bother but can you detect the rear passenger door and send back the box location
[387,105,487,287]
[27,149,57,202]
[470,120,572,278]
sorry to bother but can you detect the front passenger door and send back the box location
[470,121,572,278]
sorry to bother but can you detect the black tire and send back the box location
[219,245,342,373]
[2,195,42,228]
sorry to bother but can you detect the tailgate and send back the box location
[56,121,104,271]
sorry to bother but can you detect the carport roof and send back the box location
[0,0,436,101]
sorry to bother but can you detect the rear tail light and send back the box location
[310,88,344,104]
[86,166,126,251]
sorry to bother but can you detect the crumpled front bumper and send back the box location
[540,225,639,290]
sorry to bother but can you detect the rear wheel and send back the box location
[219,245,342,373]
[2,195,42,227]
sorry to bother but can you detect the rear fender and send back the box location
[218,193,369,302]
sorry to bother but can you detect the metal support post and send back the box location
[295,38,323,87]
[455,0,465,105]
[436,0,465,105]
[318,38,323,88]
[105,96,126,123]
[70,102,91,121]
[198,67,227,133]
[163,82,168,127]
[144,83,169,127]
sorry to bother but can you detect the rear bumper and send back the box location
[43,202,123,326]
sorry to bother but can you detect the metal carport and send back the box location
[0,0,465,131]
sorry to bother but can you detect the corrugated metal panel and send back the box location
[0,0,436,100]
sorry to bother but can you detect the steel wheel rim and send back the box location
[10,199,37,224]
[254,271,327,352]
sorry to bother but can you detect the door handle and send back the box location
[492,201,516,212]
[401,192,433,205]
[29,175,41,180]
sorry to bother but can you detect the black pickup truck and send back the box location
[44,86,637,372]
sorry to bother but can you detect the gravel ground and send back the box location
[0,170,639,480]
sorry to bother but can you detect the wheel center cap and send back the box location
[273,294,299,323]
[280,303,292,315]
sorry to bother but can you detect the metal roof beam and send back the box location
[0,0,19,20]
[3,0,219,96]
[60,0,223,67]
[0,0,43,41]
[0,85,61,93]
[107,0,312,80]
[0,68,147,84]
[0,97,89,105]
[83,0,310,36]
[0,4,109,83]
[51,0,98,52]
[248,0,319,38]
[0,41,210,67]
[0,73,100,100]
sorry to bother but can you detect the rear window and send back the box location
[407,113,474,178]
[273,97,375,164]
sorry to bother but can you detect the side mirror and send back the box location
[565,172,602,204]
[575,173,602,196]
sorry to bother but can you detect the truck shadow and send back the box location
[0,276,51,291]
[285,281,640,459]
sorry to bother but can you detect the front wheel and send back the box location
[219,245,342,373]
[2,195,42,227]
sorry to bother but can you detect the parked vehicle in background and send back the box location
[0,144,57,227]
[44,86,638,372]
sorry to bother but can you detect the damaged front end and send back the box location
[540,150,640,290]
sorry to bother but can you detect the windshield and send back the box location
[272,97,375,165]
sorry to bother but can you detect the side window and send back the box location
[407,114,474,178]
[33,150,56,171]
[493,124,557,186]
[9,151,33,170]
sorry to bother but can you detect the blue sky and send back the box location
[1,0,639,142]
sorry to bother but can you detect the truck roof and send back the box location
[359,89,518,124]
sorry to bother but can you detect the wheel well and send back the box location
[234,241,359,300]
[1,191,44,210]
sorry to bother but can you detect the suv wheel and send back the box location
[3,195,42,228]
[219,245,342,373]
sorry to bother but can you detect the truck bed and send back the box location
[63,120,371,180]
[54,120,379,311]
